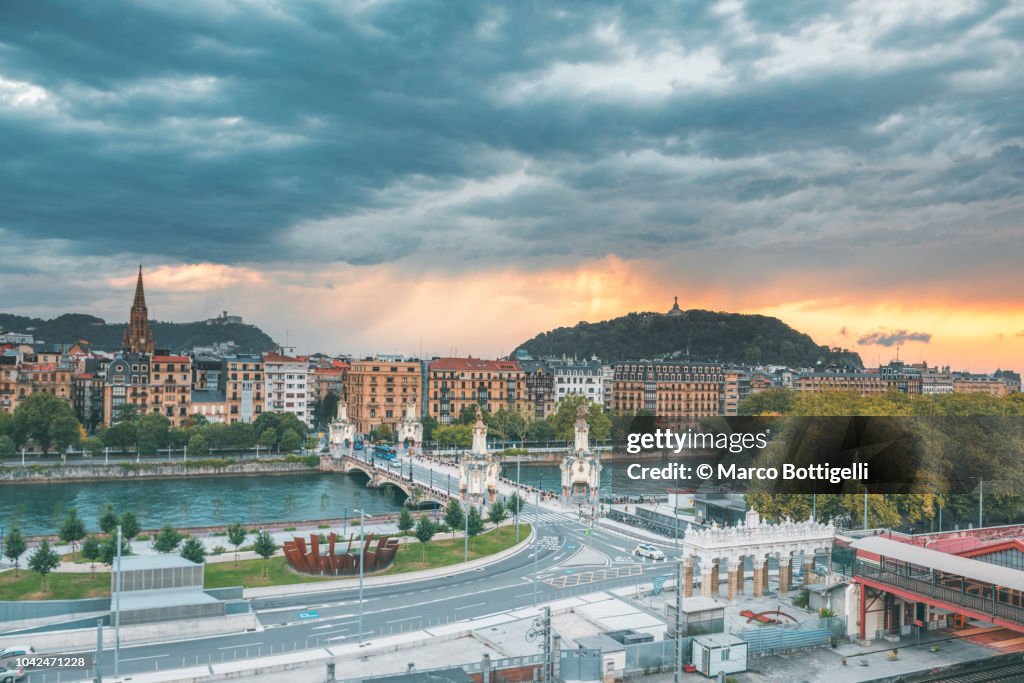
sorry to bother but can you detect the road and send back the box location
[21,451,683,682]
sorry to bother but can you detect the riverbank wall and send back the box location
[0,457,319,484]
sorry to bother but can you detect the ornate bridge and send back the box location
[320,452,451,508]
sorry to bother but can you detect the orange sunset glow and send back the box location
[101,258,1024,371]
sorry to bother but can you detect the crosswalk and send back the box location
[543,563,643,588]
[525,510,577,525]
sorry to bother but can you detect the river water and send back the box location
[0,472,408,536]
[2,460,698,536]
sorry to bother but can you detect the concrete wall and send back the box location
[0,596,110,624]
[0,612,259,653]
[0,460,316,484]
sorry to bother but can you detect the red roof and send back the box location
[313,367,345,376]
[429,357,523,373]
[153,355,190,363]
[263,352,303,363]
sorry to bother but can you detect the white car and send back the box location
[634,543,666,560]
[0,647,32,661]
[0,663,26,683]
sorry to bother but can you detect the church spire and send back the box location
[122,265,155,354]
[132,265,147,309]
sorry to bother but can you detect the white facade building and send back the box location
[263,352,311,427]
[550,357,604,407]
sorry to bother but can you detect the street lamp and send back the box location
[515,452,522,542]
[355,508,366,642]
[114,524,123,677]
[464,500,469,562]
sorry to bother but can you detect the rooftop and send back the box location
[429,357,523,372]
[852,535,1024,591]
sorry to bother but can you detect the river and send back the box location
[0,472,408,536]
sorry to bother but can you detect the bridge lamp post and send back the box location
[464,500,469,562]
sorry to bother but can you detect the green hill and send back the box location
[0,313,277,354]
[514,310,862,367]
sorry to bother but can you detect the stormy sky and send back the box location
[1,0,1022,368]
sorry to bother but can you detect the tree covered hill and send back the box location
[514,310,862,367]
[0,312,277,353]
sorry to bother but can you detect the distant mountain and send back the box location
[514,310,863,368]
[0,313,277,354]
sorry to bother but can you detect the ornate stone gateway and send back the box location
[328,402,356,448]
[459,406,500,504]
[679,509,835,603]
[560,403,601,503]
[395,401,423,449]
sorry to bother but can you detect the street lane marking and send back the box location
[455,602,486,611]
[122,654,169,662]
[217,642,262,650]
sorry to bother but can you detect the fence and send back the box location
[738,616,846,656]
[624,638,690,673]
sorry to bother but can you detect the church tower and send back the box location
[122,265,155,353]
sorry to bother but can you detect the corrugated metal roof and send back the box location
[852,536,1024,591]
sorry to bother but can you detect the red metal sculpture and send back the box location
[283,532,400,575]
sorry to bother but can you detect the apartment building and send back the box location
[426,357,525,425]
[611,360,724,418]
[348,358,422,434]
[263,352,311,427]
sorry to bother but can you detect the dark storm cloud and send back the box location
[857,330,933,347]
[0,0,1022,275]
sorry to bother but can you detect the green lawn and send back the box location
[0,524,531,599]
[386,524,529,574]
[0,569,111,600]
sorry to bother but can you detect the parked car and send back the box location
[634,543,666,560]
[0,646,33,661]
[0,663,25,683]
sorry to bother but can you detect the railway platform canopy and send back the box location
[851,535,1024,633]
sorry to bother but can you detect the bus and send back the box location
[353,437,365,451]
[373,444,397,460]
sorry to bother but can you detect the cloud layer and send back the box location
[0,0,1022,367]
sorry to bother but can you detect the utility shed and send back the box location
[692,633,747,678]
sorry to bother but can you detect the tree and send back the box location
[739,388,795,416]
[98,503,119,535]
[2,524,27,576]
[252,530,278,576]
[188,432,209,456]
[180,537,207,564]
[414,515,436,561]
[398,507,414,534]
[550,396,611,442]
[152,523,183,553]
[12,392,81,454]
[507,493,525,519]
[487,500,508,528]
[466,506,484,546]
[98,534,132,566]
[82,435,104,457]
[420,415,439,443]
[0,434,15,458]
[50,413,83,455]
[80,536,101,575]
[28,540,61,592]
[59,507,87,560]
[120,512,141,549]
[370,424,393,443]
[257,428,277,452]
[280,428,301,452]
[227,522,247,566]
[443,499,464,538]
